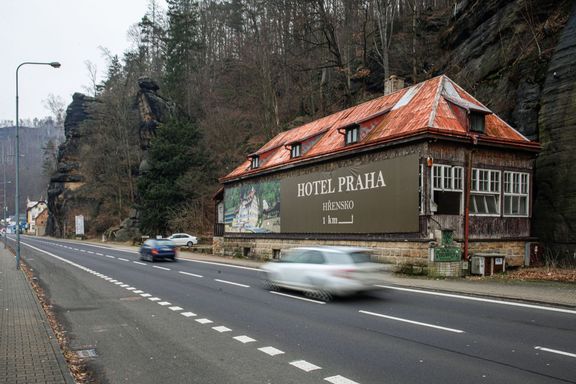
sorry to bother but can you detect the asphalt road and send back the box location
[13,236,576,384]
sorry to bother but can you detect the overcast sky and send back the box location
[1,0,165,123]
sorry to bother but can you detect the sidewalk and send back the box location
[0,247,74,384]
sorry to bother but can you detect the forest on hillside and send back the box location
[65,0,570,239]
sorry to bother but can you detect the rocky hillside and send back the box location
[46,0,576,256]
[46,79,178,239]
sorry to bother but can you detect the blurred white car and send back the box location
[261,246,385,300]
[166,233,198,247]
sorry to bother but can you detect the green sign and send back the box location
[434,247,462,262]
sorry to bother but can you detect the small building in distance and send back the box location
[26,199,47,235]
[216,75,540,273]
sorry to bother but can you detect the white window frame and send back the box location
[431,164,464,214]
[345,126,359,145]
[251,156,260,169]
[503,171,529,217]
[470,168,500,216]
[290,143,301,158]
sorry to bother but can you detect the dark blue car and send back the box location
[139,239,177,262]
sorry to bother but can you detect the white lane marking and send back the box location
[212,326,231,333]
[80,249,86,252]
[133,261,146,265]
[140,293,152,297]
[181,312,196,317]
[376,285,576,315]
[158,301,171,306]
[120,284,129,287]
[96,253,104,256]
[290,360,322,372]
[214,279,250,288]
[126,287,136,291]
[106,255,115,259]
[87,251,94,254]
[118,258,129,262]
[169,306,183,311]
[534,346,576,358]
[133,290,144,294]
[234,335,256,344]
[324,375,360,384]
[115,282,124,285]
[179,271,203,278]
[148,297,161,301]
[153,266,171,271]
[196,318,213,324]
[110,280,118,283]
[359,310,465,334]
[182,259,261,271]
[270,291,325,304]
[258,347,284,356]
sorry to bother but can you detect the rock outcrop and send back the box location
[533,2,576,253]
[46,79,179,239]
[46,93,98,238]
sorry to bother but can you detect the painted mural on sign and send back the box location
[224,181,281,233]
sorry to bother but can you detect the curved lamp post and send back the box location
[15,61,60,269]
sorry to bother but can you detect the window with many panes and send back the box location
[470,168,500,215]
[290,143,301,158]
[503,171,529,216]
[431,164,464,215]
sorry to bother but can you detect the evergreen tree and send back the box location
[138,117,212,235]
[163,0,202,111]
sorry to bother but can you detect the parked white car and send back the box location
[261,246,385,300]
[166,233,198,247]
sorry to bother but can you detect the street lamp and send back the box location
[15,61,61,269]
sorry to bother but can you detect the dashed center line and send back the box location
[106,255,115,259]
[181,312,196,317]
[290,360,321,372]
[118,258,129,262]
[212,326,231,333]
[153,266,171,271]
[270,291,325,304]
[169,306,183,311]
[196,318,213,324]
[158,301,171,306]
[179,271,203,278]
[535,346,576,358]
[214,279,250,288]
[148,297,161,301]
[359,310,465,334]
[133,261,146,265]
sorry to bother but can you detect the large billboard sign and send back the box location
[224,155,419,234]
[280,155,419,233]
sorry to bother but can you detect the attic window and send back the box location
[345,125,360,145]
[250,155,260,169]
[290,143,301,158]
[469,112,485,133]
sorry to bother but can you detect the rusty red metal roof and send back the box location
[222,75,539,182]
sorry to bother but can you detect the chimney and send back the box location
[384,75,405,95]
